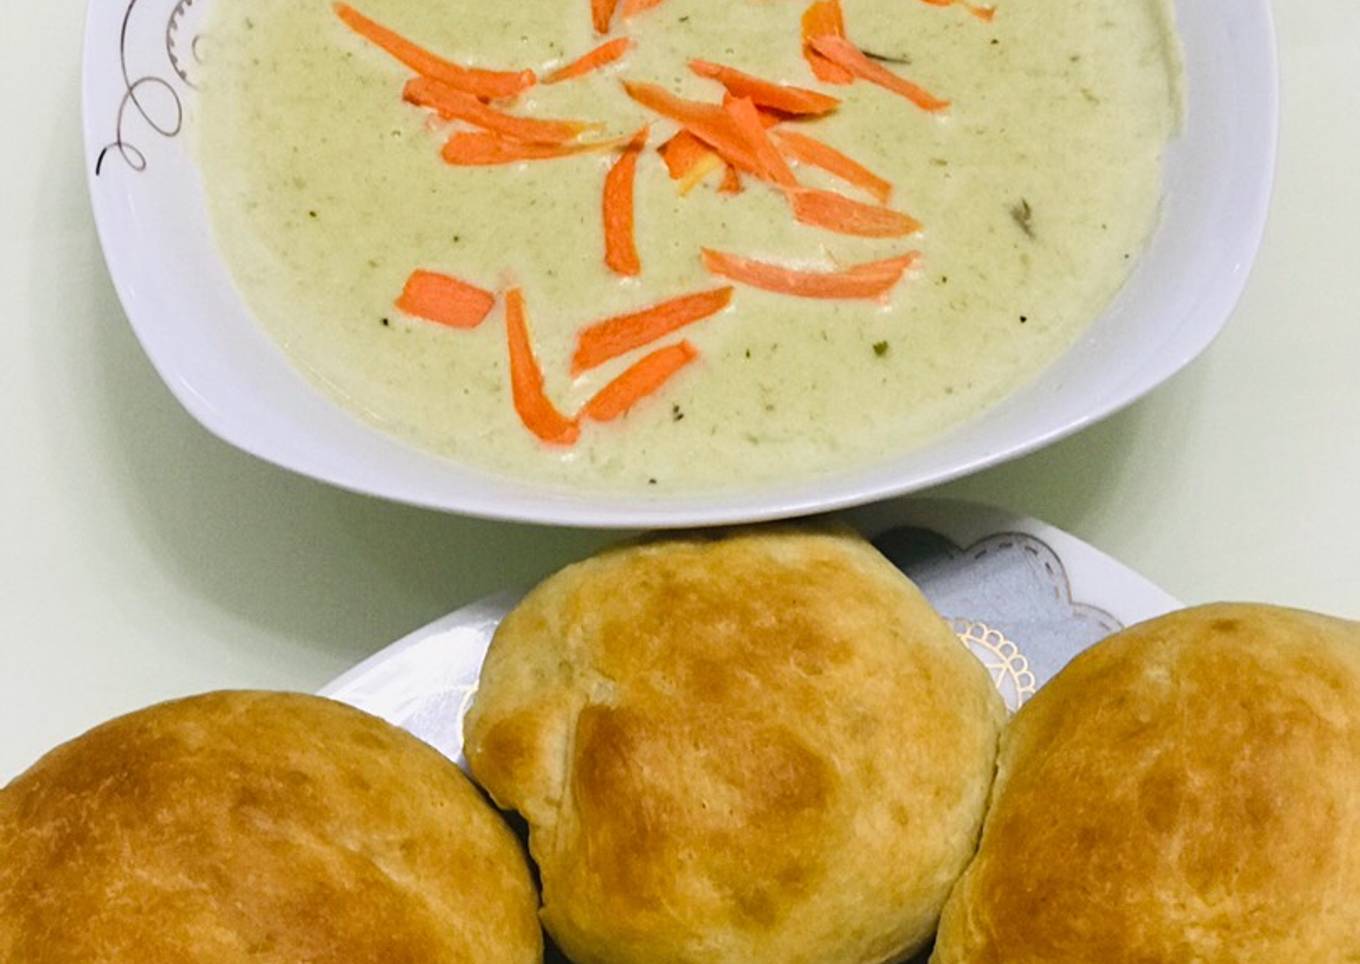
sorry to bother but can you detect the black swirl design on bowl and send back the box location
[95,0,202,176]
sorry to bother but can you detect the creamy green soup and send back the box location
[197,0,1181,493]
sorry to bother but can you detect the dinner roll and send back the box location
[465,526,1005,964]
[0,691,542,963]
[933,603,1360,963]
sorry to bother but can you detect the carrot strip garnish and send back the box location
[702,248,920,299]
[720,93,783,128]
[660,131,712,179]
[333,3,536,100]
[719,165,744,194]
[809,35,950,112]
[395,270,496,327]
[690,60,840,116]
[679,152,725,194]
[622,0,666,16]
[441,131,625,165]
[584,342,699,422]
[546,37,633,83]
[404,78,597,144]
[505,288,579,445]
[572,288,733,374]
[623,81,761,174]
[918,0,996,21]
[724,96,798,188]
[789,187,921,237]
[592,0,620,33]
[659,131,731,194]
[774,129,892,204]
[604,127,649,277]
[802,0,853,84]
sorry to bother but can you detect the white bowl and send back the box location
[82,0,1277,529]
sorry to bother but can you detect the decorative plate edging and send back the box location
[873,526,1124,708]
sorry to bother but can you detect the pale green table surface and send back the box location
[2,1,1357,781]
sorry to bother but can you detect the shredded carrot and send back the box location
[660,131,738,194]
[724,96,798,188]
[623,81,761,174]
[333,3,536,100]
[719,93,784,129]
[702,248,920,299]
[774,129,892,204]
[622,0,666,16]
[690,60,840,116]
[404,77,597,144]
[918,0,996,21]
[660,131,713,179]
[394,270,496,327]
[441,131,625,165]
[592,0,620,33]
[789,187,921,237]
[809,35,950,112]
[546,37,633,83]
[584,342,699,422]
[572,288,734,374]
[679,152,726,194]
[801,0,853,84]
[504,288,580,445]
[604,127,649,277]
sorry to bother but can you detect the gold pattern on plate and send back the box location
[951,619,1037,711]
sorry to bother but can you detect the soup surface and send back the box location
[197,0,1181,492]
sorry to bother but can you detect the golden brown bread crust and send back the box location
[465,526,1005,964]
[932,603,1360,964]
[0,691,542,964]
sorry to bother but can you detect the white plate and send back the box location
[320,498,1181,767]
[83,0,1277,528]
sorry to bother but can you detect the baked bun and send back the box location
[0,691,542,963]
[933,603,1360,963]
[465,526,1005,964]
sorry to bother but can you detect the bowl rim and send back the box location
[81,0,1280,530]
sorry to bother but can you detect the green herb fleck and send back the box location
[1010,199,1035,239]
[873,341,890,357]
[863,49,912,65]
